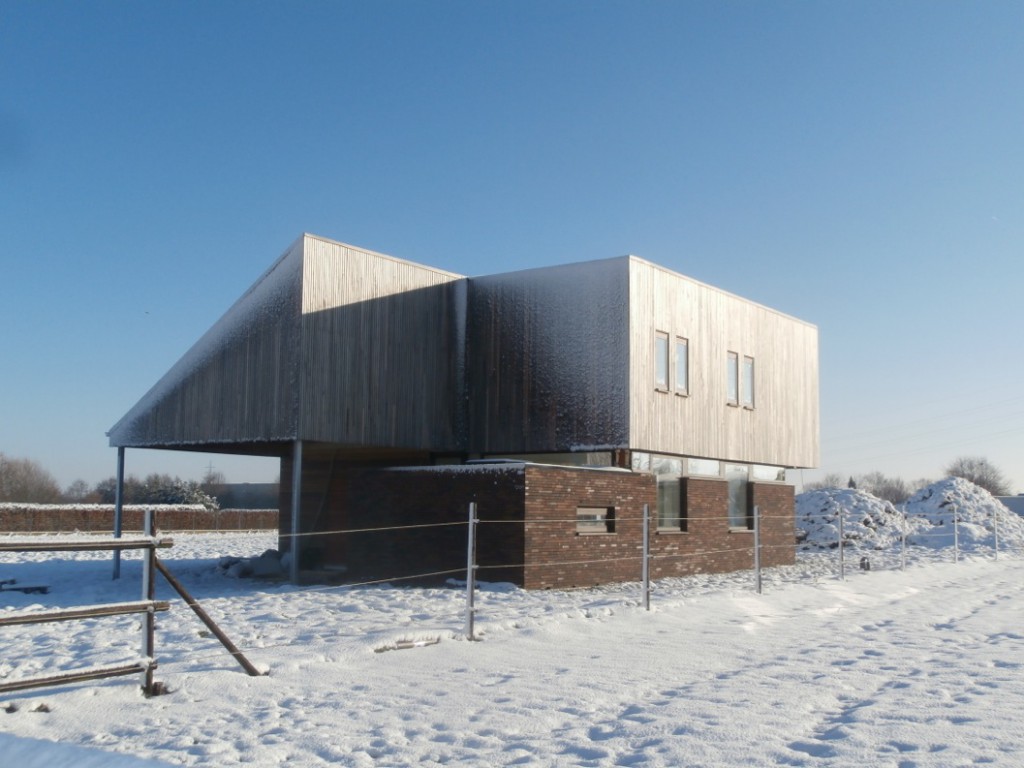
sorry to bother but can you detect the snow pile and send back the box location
[796,487,905,551]
[797,478,1024,555]
[904,477,1024,550]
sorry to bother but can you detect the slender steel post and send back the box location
[113,447,125,580]
[838,507,845,580]
[289,440,303,584]
[900,508,907,571]
[642,503,651,611]
[753,505,762,594]
[465,502,478,640]
[993,504,1000,561]
[141,509,156,696]
[953,503,959,564]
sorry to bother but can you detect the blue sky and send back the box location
[2,1,1022,492]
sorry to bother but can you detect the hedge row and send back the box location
[0,504,278,533]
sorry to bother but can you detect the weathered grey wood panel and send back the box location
[628,258,819,468]
[298,236,466,450]
[466,258,631,453]
[108,238,304,448]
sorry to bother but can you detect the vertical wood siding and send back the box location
[466,258,631,454]
[298,236,466,450]
[108,238,304,447]
[628,258,819,468]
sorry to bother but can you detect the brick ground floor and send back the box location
[278,455,795,589]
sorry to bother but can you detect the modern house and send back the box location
[108,234,819,588]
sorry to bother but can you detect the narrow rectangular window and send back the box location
[577,506,615,534]
[726,351,739,405]
[655,332,669,391]
[742,355,755,408]
[675,337,689,395]
[657,477,686,532]
[725,464,751,530]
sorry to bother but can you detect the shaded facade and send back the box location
[109,234,819,586]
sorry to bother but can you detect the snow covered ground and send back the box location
[3,482,1024,766]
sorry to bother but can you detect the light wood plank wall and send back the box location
[298,235,466,450]
[628,258,819,468]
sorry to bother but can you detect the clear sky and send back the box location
[2,1,1022,493]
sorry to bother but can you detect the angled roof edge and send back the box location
[302,233,466,281]
[626,255,817,330]
[107,236,306,445]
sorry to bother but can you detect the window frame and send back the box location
[742,355,755,409]
[654,331,670,392]
[576,506,616,535]
[726,351,739,406]
[725,463,753,531]
[656,476,687,533]
[674,336,689,396]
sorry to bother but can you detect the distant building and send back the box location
[212,483,279,511]
[109,234,819,587]
[997,496,1024,518]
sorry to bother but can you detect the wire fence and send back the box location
[4,500,1018,687]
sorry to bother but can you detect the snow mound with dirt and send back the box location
[797,477,1024,553]
[904,476,1024,550]
[796,487,905,551]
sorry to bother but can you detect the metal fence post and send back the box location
[900,508,907,571]
[753,504,762,595]
[838,507,845,581]
[953,503,959,564]
[465,502,478,641]
[642,503,651,611]
[993,503,1000,561]
[141,509,156,696]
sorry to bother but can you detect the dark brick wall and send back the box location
[279,455,796,589]
[752,481,796,567]
[649,477,752,578]
[286,464,527,585]
[521,466,655,589]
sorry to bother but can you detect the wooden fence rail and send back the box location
[0,514,169,697]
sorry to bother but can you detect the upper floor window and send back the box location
[726,351,739,405]
[742,356,755,408]
[655,332,669,391]
[675,337,689,395]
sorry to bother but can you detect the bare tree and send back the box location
[802,473,846,492]
[855,471,911,505]
[0,452,62,503]
[945,456,1012,496]
[63,479,94,503]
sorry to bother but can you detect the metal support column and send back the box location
[289,440,303,584]
[465,502,478,640]
[113,446,125,580]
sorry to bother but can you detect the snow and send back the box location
[797,477,1024,553]
[4,485,1024,766]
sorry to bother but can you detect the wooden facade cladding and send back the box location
[627,258,819,469]
[466,258,631,454]
[298,237,466,451]
[107,238,304,449]
[110,235,818,475]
